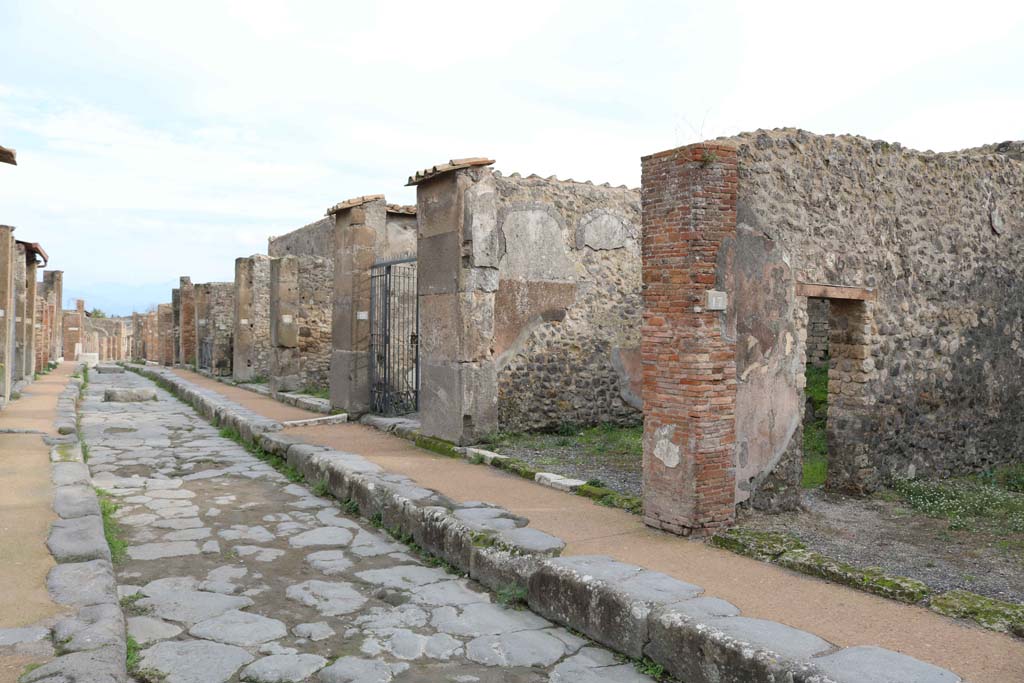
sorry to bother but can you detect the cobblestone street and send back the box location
[80,370,653,683]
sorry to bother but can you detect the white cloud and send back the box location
[0,0,1021,314]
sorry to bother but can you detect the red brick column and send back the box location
[640,143,738,536]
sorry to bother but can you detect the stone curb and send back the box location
[22,368,128,683]
[126,364,962,683]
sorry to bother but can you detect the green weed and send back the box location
[495,584,528,608]
[96,489,127,563]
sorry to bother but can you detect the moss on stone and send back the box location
[710,528,806,561]
[777,549,930,603]
[413,435,461,459]
[575,484,643,515]
[491,456,539,481]
[930,589,1024,635]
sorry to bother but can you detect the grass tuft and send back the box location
[96,488,127,563]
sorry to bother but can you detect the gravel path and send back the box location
[739,488,1024,605]
[81,371,654,683]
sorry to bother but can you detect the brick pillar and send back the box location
[0,226,15,401]
[158,303,174,365]
[413,162,498,445]
[330,198,386,414]
[75,300,85,360]
[179,276,196,367]
[640,143,739,536]
[45,271,63,361]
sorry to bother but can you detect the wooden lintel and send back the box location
[795,282,875,301]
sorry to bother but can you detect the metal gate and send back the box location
[369,256,418,415]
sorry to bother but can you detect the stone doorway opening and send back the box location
[802,296,830,488]
[796,284,877,495]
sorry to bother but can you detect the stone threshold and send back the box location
[16,365,129,683]
[125,363,961,683]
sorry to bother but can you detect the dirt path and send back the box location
[167,369,319,423]
[0,363,75,682]
[172,368,1024,681]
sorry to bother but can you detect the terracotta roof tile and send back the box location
[0,145,16,165]
[406,157,494,186]
[325,194,385,216]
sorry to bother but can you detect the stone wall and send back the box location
[270,254,333,392]
[806,297,829,366]
[640,130,1024,534]
[268,217,334,258]
[195,283,234,375]
[268,216,337,393]
[492,173,642,431]
[233,254,272,382]
[157,303,174,365]
[178,276,196,367]
[728,129,1024,498]
[64,300,86,361]
[413,159,643,444]
[171,288,181,364]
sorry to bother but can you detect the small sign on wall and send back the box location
[357,311,369,321]
[705,290,728,311]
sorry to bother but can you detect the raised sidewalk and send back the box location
[167,366,1024,682]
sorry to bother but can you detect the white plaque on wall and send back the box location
[357,311,369,321]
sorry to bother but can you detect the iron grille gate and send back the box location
[369,256,419,415]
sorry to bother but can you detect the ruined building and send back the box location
[233,255,271,382]
[194,282,234,375]
[266,218,334,393]
[408,159,642,444]
[0,227,49,402]
[640,130,1024,535]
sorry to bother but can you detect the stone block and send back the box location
[53,603,125,653]
[20,644,125,683]
[54,485,101,519]
[47,560,118,607]
[812,645,961,683]
[103,387,157,402]
[94,365,125,374]
[527,556,702,659]
[645,608,831,683]
[53,461,91,487]
[48,516,110,563]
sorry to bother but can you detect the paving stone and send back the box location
[189,609,288,646]
[0,626,50,647]
[139,639,255,683]
[137,589,254,626]
[550,647,654,682]
[293,622,335,641]
[286,580,367,616]
[127,615,183,644]
[152,517,204,530]
[104,387,157,402]
[240,653,328,682]
[20,644,124,683]
[410,579,490,607]
[306,550,353,575]
[53,485,101,518]
[465,630,568,667]
[316,508,360,528]
[431,602,550,636]
[220,525,276,543]
[355,565,449,590]
[47,560,118,607]
[813,646,961,683]
[317,657,409,683]
[235,545,285,562]
[164,527,212,541]
[288,526,353,548]
[128,540,201,560]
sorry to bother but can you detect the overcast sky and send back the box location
[1,1,1021,315]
